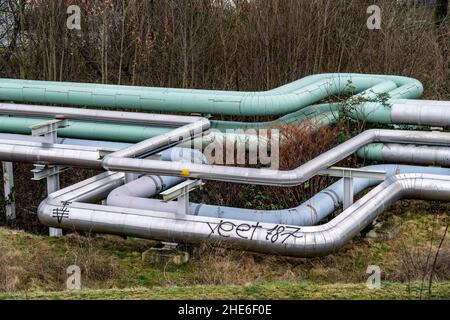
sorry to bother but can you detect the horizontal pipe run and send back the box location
[0,103,203,126]
[107,165,450,226]
[105,117,210,159]
[0,74,423,116]
[0,132,132,150]
[2,97,449,144]
[0,116,264,149]
[0,115,174,143]
[102,129,450,186]
[38,173,450,257]
[391,99,450,127]
[0,139,102,168]
[357,143,450,166]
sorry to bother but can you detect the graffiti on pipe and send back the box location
[207,220,303,244]
[52,201,72,224]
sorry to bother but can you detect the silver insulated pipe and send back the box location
[37,173,450,257]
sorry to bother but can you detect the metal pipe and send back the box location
[107,164,450,226]
[102,129,450,186]
[390,99,450,127]
[0,132,132,151]
[37,173,450,257]
[0,138,103,168]
[0,115,175,143]
[106,147,206,208]
[357,143,450,166]
[2,98,449,144]
[106,117,210,159]
[0,102,203,126]
[0,74,422,116]
[0,116,263,150]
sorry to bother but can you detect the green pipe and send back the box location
[0,116,173,143]
[356,143,384,161]
[0,73,427,145]
[0,116,266,149]
[211,78,408,131]
[0,73,422,116]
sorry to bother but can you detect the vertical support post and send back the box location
[125,172,140,184]
[160,180,203,250]
[47,175,62,237]
[343,176,354,210]
[161,179,203,216]
[319,167,385,211]
[177,193,189,215]
[2,162,16,221]
[45,129,62,237]
[32,119,68,237]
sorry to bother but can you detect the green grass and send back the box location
[1,281,449,300]
[0,200,449,299]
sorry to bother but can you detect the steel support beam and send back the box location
[2,162,15,221]
[32,118,69,237]
[319,166,386,210]
[161,179,204,215]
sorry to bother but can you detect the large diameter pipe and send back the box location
[0,103,203,126]
[212,78,400,131]
[391,99,450,127]
[0,115,173,143]
[107,164,450,226]
[357,143,450,166]
[102,129,450,186]
[0,139,102,168]
[2,98,449,143]
[0,115,263,149]
[0,132,132,150]
[0,74,422,116]
[107,147,206,208]
[107,117,210,159]
[38,173,450,257]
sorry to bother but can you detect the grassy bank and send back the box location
[1,281,449,300]
[0,199,449,299]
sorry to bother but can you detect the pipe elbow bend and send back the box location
[37,199,53,225]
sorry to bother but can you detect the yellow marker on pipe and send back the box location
[181,169,190,176]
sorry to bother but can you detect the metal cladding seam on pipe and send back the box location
[390,99,450,127]
[37,173,450,257]
[102,129,450,186]
[0,74,423,116]
[0,139,103,168]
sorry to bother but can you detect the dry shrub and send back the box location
[1,0,448,100]
[390,244,450,285]
[182,242,295,285]
[182,240,366,285]
[199,124,350,210]
[0,232,120,292]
